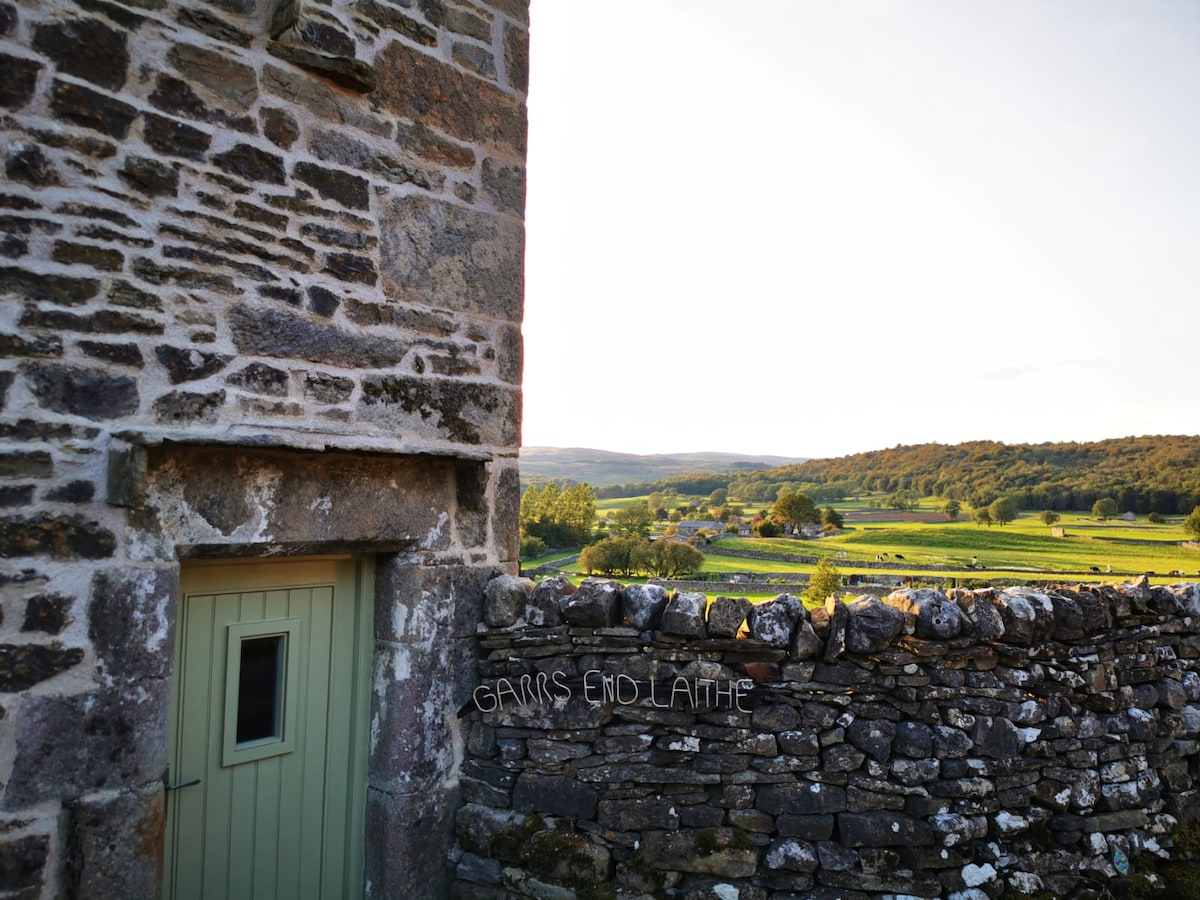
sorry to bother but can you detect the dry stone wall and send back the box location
[1,0,527,895]
[456,576,1200,899]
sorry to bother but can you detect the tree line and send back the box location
[585,437,1200,515]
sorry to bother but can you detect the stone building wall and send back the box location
[1,0,528,895]
[457,576,1200,898]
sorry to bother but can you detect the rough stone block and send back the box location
[707,595,752,638]
[513,774,597,820]
[660,590,707,638]
[66,781,164,899]
[379,194,523,322]
[375,41,526,157]
[367,786,458,899]
[0,642,85,691]
[0,833,48,892]
[24,362,138,420]
[0,512,117,559]
[4,680,168,808]
[89,567,177,679]
[33,18,129,91]
[561,579,621,628]
[50,79,137,138]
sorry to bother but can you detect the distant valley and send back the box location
[519,446,807,487]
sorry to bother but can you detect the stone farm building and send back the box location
[0,0,527,895]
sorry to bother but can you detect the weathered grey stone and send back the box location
[703,594,749,638]
[893,721,934,758]
[0,833,48,892]
[24,363,138,420]
[484,574,533,628]
[0,642,85,691]
[639,828,758,878]
[622,582,668,630]
[527,577,571,627]
[561,579,621,628]
[51,80,136,137]
[513,774,597,819]
[375,41,525,157]
[790,620,822,661]
[820,594,848,662]
[0,513,116,559]
[998,588,1055,644]
[521,829,610,886]
[4,681,168,808]
[0,54,41,109]
[379,194,523,323]
[358,375,520,447]
[21,593,72,634]
[154,345,230,383]
[847,719,896,763]
[748,594,802,647]
[167,43,257,107]
[955,589,1006,640]
[971,716,1023,759]
[844,595,905,653]
[33,17,129,91]
[838,811,934,848]
[660,590,707,638]
[885,588,962,639]
[66,781,163,899]
[211,142,285,183]
[89,567,177,678]
[230,304,407,368]
[368,786,458,899]
[757,782,846,816]
[764,837,818,873]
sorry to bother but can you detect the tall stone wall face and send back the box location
[1,0,527,894]
[457,577,1200,899]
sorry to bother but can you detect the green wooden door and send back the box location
[166,559,372,900]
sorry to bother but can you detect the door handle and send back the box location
[163,768,202,791]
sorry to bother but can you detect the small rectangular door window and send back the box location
[222,619,299,766]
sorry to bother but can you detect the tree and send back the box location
[708,488,728,507]
[943,499,961,522]
[638,539,705,578]
[611,500,653,536]
[1184,506,1200,541]
[973,507,992,527]
[772,491,820,533]
[806,558,842,605]
[822,506,844,529]
[988,497,1018,526]
[1040,509,1060,526]
[755,520,783,538]
[1092,497,1119,520]
[579,536,642,577]
[520,482,597,547]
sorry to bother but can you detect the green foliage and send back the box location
[1186,506,1200,541]
[885,489,921,511]
[521,483,596,546]
[822,506,844,529]
[973,506,992,527]
[579,536,704,578]
[755,520,783,537]
[943,499,961,521]
[988,496,1019,526]
[772,491,820,531]
[1148,511,1166,524]
[610,500,653,536]
[519,536,547,558]
[1040,509,1060,526]
[1092,497,1119,520]
[806,557,842,604]
[640,539,705,578]
[709,488,728,507]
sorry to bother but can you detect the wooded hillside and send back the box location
[597,436,1200,514]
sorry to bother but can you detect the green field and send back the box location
[530,509,1198,586]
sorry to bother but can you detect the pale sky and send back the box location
[520,1,1200,460]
